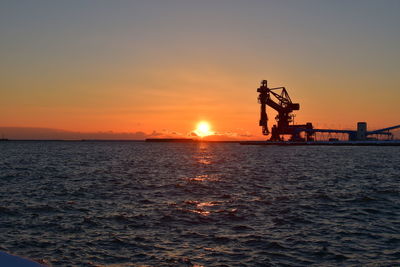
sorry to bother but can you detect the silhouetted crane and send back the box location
[257,80,400,142]
[257,80,313,141]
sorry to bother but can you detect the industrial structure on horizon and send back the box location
[257,80,400,142]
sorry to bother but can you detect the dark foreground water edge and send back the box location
[0,141,399,266]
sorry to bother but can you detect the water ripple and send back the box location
[0,142,399,266]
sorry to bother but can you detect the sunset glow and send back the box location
[194,121,214,137]
[0,1,399,140]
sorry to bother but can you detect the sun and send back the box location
[195,121,214,137]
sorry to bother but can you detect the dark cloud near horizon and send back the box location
[0,127,258,140]
[0,127,147,140]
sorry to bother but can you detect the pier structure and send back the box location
[257,80,400,142]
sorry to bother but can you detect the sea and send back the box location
[0,141,399,267]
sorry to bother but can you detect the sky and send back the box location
[1,0,399,140]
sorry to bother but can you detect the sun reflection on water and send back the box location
[196,158,212,165]
[186,174,220,182]
[196,201,218,208]
[190,209,211,216]
[177,199,231,217]
[176,141,226,217]
[183,201,220,216]
[195,142,213,165]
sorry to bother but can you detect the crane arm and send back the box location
[266,98,286,112]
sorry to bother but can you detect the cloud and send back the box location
[149,130,163,137]
[149,129,184,139]
[187,130,255,141]
[0,127,147,140]
[0,127,258,141]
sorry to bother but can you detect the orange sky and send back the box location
[1,1,399,140]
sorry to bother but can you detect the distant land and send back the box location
[0,127,250,141]
[0,127,147,140]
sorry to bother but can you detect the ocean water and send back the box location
[0,141,399,267]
